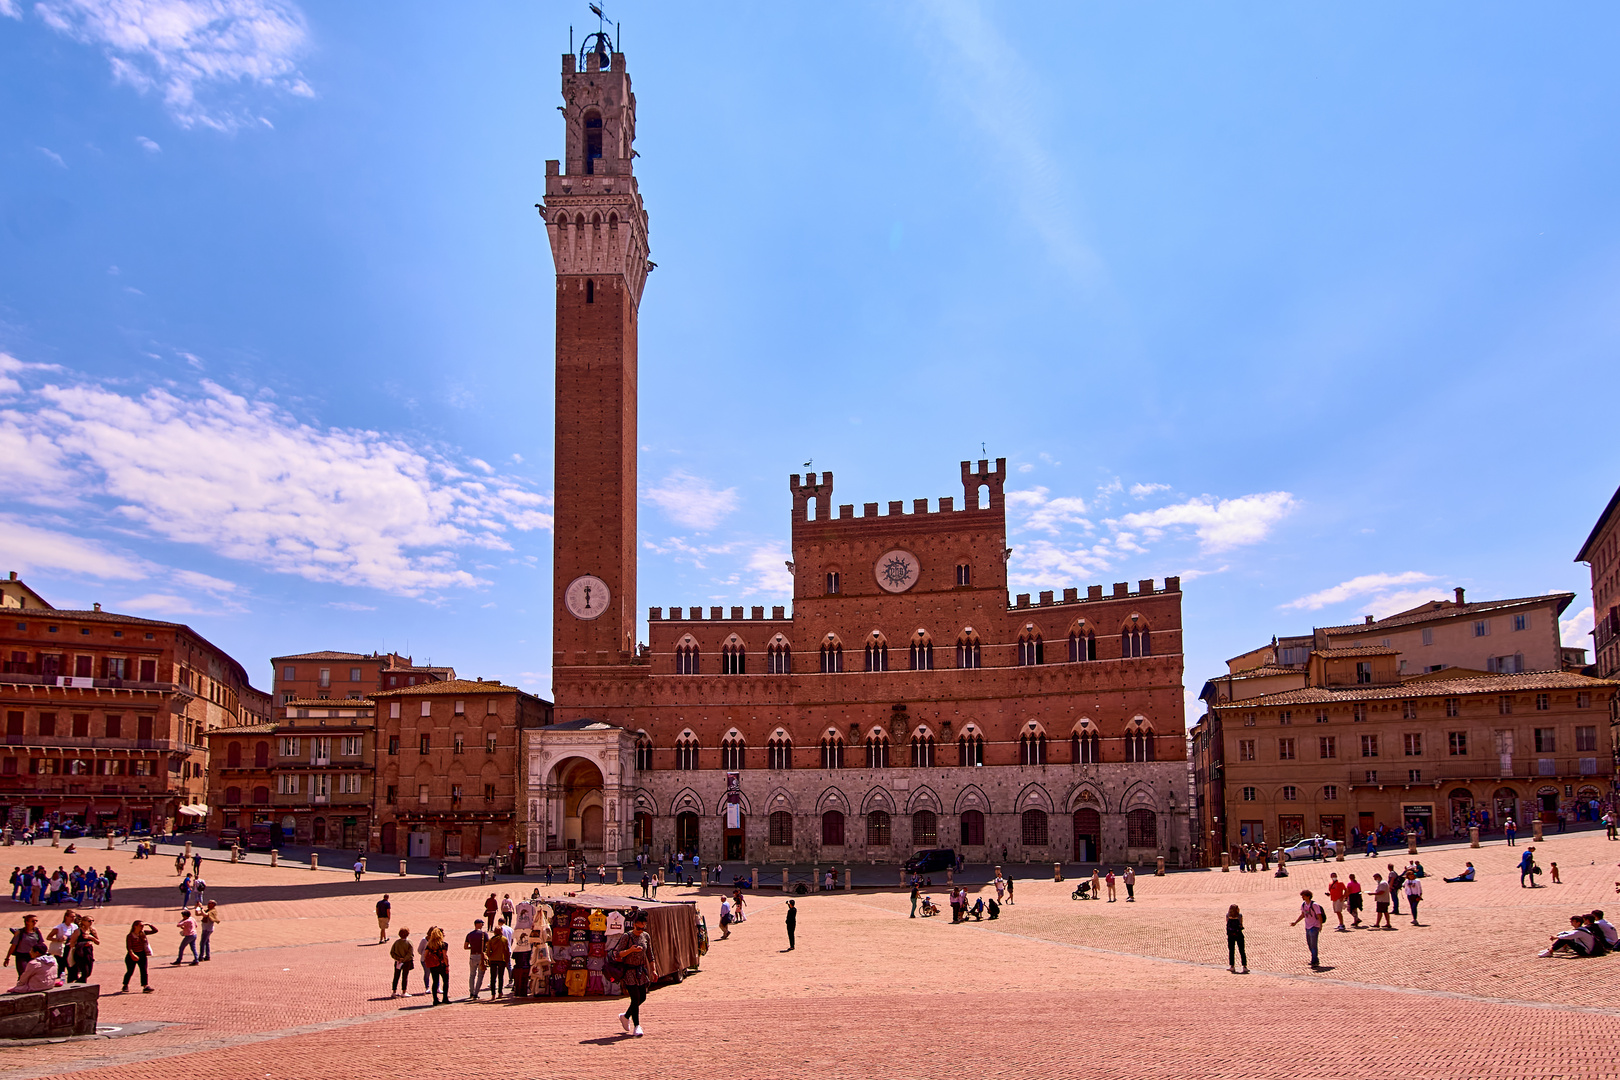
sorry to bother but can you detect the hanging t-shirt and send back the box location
[606,912,625,934]
[588,909,608,933]
[565,967,589,996]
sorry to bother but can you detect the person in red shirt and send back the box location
[1345,874,1364,928]
[1327,873,1349,931]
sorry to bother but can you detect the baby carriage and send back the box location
[1071,881,1091,901]
[919,896,942,917]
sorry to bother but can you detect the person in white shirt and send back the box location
[1403,872,1423,925]
[1540,915,1595,957]
[1591,910,1618,948]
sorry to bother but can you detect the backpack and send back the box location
[1312,903,1326,924]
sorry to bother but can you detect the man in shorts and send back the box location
[1327,873,1348,931]
[1371,873,1393,929]
[376,894,391,943]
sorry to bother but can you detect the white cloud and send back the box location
[1283,571,1438,612]
[1130,482,1169,499]
[1364,588,1453,620]
[172,568,237,595]
[1017,463,1034,473]
[0,1,19,18]
[469,458,493,474]
[1007,487,1092,535]
[33,0,313,131]
[37,147,66,167]
[1008,538,1112,593]
[1113,492,1297,553]
[135,135,161,153]
[117,592,215,616]
[325,600,376,612]
[743,543,792,597]
[1561,605,1594,651]
[0,517,150,580]
[644,470,740,531]
[0,361,553,596]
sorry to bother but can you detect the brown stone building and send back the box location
[0,574,269,833]
[524,45,1189,871]
[1576,484,1620,682]
[372,680,551,860]
[269,650,453,707]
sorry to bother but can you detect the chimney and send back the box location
[1364,615,1373,625]
[93,603,101,612]
[1454,587,1465,606]
[7,571,15,581]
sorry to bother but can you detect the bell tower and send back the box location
[541,32,649,677]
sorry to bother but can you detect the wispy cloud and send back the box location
[1113,492,1297,553]
[1130,482,1169,499]
[135,135,161,153]
[644,470,740,531]
[743,543,792,597]
[1283,571,1438,612]
[36,147,66,167]
[0,517,151,580]
[1007,487,1092,535]
[0,356,552,596]
[326,600,377,612]
[32,0,314,131]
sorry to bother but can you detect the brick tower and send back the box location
[540,36,650,681]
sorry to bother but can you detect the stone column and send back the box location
[1469,826,1480,849]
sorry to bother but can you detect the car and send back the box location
[217,828,241,849]
[903,848,957,874]
[1274,836,1338,862]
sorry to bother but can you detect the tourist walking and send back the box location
[1290,889,1326,969]
[718,897,733,939]
[389,927,414,997]
[1346,874,1364,926]
[376,895,391,943]
[993,873,1006,902]
[785,898,797,950]
[196,901,220,961]
[423,927,449,1004]
[483,893,499,926]
[122,921,156,993]
[1505,817,1517,846]
[910,884,919,918]
[501,894,514,926]
[1327,873,1347,930]
[4,914,43,979]
[464,919,489,1000]
[1124,866,1136,902]
[1005,874,1015,905]
[1404,872,1423,925]
[1226,904,1248,973]
[484,926,510,997]
[1105,869,1117,902]
[353,858,364,881]
[64,915,97,984]
[615,910,653,1037]
[1386,865,1402,915]
[1519,847,1538,888]
[192,852,202,876]
[174,909,199,965]
[1371,875,1392,929]
[641,872,651,899]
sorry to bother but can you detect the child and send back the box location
[1551,862,1561,884]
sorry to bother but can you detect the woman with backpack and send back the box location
[1290,889,1326,970]
[1225,905,1248,974]
[422,927,450,1005]
[615,911,654,1037]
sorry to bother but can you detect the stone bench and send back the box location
[0,984,99,1039]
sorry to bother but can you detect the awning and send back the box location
[177,803,209,817]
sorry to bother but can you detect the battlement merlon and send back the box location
[789,471,835,524]
[961,458,1007,511]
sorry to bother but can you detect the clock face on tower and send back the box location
[564,575,611,620]
[874,550,921,594]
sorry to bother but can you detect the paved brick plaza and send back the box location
[4,831,1620,1079]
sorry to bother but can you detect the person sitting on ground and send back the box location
[986,897,1000,920]
[1540,915,1596,957]
[1582,915,1609,956]
[1443,862,1476,883]
[1411,861,1425,878]
[7,947,60,993]
[1592,910,1619,950]
[969,897,985,921]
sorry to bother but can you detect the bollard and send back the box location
[399,859,408,876]
[1533,820,1544,843]
[1335,842,1345,862]
[230,846,239,863]
[360,857,367,874]
[1155,856,1165,877]
[1221,852,1230,872]
[900,867,908,887]
[567,864,575,884]
[701,868,708,887]
[1407,832,1418,855]
[844,867,852,891]
[946,867,954,886]
[107,835,115,851]
[310,852,319,871]
[1053,862,1063,883]
[616,866,624,885]
[184,840,192,861]
[656,868,665,885]
[51,831,60,848]
[783,867,789,891]
[1469,826,1480,849]
[270,850,279,868]
[751,867,759,890]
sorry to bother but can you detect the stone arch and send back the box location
[1120,781,1160,813]
[953,784,991,815]
[631,788,657,815]
[907,785,943,814]
[713,788,752,815]
[1014,783,1054,814]
[669,786,704,817]
[816,786,850,815]
[763,786,796,813]
[1066,781,1108,814]
[860,786,896,815]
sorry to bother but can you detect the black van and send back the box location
[903,849,956,873]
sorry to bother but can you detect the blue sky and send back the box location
[1,1,1615,713]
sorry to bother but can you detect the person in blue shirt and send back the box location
[1519,847,1539,888]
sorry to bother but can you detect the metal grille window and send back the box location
[1126,808,1157,847]
[867,810,891,846]
[1020,809,1048,846]
[912,810,938,845]
[769,811,793,846]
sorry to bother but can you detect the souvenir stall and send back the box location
[512,894,703,999]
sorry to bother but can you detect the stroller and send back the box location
[1071,880,1092,900]
[919,895,942,918]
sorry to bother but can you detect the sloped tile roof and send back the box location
[1220,670,1618,708]
[1317,593,1575,635]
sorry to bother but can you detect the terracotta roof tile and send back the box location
[370,678,542,699]
[1317,593,1575,635]
[280,698,374,708]
[1313,645,1397,658]
[272,651,375,661]
[1218,670,1619,708]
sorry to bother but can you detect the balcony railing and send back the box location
[1344,757,1605,786]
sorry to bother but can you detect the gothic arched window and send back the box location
[865,634,888,672]
[1017,630,1044,666]
[675,736,700,771]
[767,735,793,770]
[819,638,844,674]
[635,734,654,771]
[1019,731,1047,765]
[721,641,746,675]
[958,732,984,767]
[909,632,934,671]
[865,732,890,769]
[675,642,700,675]
[910,732,935,768]
[1069,627,1097,662]
[1122,620,1152,659]
[1072,727,1100,764]
[767,639,792,674]
[721,735,746,771]
[820,734,845,770]
[956,630,981,669]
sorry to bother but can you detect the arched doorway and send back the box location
[1073,807,1101,862]
[581,805,604,848]
[634,812,652,853]
[676,811,699,854]
[380,821,396,855]
[1447,789,1474,835]
[724,813,746,860]
[550,757,605,859]
[312,817,326,845]
[1493,787,1519,827]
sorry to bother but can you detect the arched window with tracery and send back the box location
[675,640,701,675]
[910,732,935,767]
[721,735,746,771]
[1072,725,1100,764]
[956,630,981,669]
[1125,723,1155,763]
[958,731,984,767]
[822,809,845,845]
[1069,625,1097,662]
[1020,731,1047,765]
[912,809,938,845]
[1017,629,1044,666]
[819,636,843,673]
[820,733,845,770]
[1121,619,1151,659]
[909,631,934,671]
[675,736,700,771]
[865,633,888,672]
[721,640,746,675]
[866,810,892,846]
[767,638,792,674]
[635,734,654,771]
[767,734,792,770]
[865,731,890,769]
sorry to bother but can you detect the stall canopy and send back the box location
[177,804,209,817]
